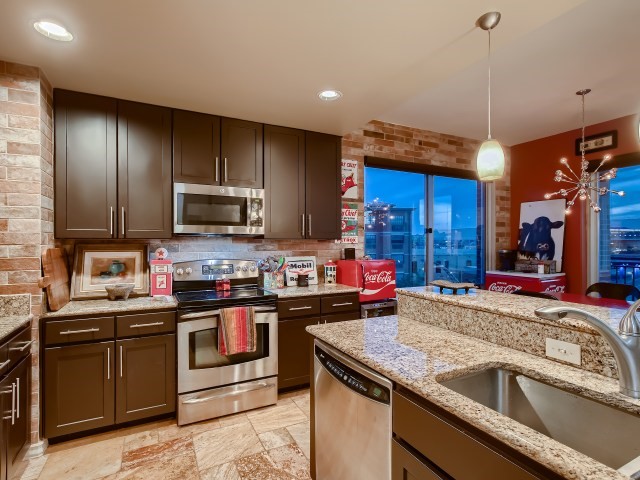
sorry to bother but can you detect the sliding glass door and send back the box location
[365,167,485,288]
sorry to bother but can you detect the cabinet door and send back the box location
[305,132,341,239]
[44,342,114,438]
[54,90,117,239]
[264,125,305,239]
[173,110,221,185]
[321,311,361,324]
[392,440,448,480]
[6,356,30,479]
[0,375,10,480]
[221,118,263,188]
[278,317,320,390]
[117,101,172,239]
[115,335,175,424]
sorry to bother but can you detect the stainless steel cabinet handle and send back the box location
[289,306,312,311]
[107,347,110,380]
[215,157,219,182]
[60,328,99,335]
[331,302,353,307]
[121,207,125,236]
[130,322,164,328]
[110,206,113,236]
[180,305,276,320]
[324,320,327,324]
[120,345,123,378]
[11,383,15,425]
[0,360,10,370]
[10,340,33,352]
[224,157,228,182]
[16,377,19,419]
[301,214,306,237]
[308,214,312,237]
[182,382,273,404]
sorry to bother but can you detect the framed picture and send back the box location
[71,244,149,299]
[575,130,617,156]
[517,199,566,271]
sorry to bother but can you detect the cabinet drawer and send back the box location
[277,297,321,319]
[117,311,176,338]
[321,293,359,314]
[45,317,115,346]
[393,391,538,480]
[7,325,33,367]
[392,439,449,480]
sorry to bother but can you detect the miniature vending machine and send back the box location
[150,247,173,297]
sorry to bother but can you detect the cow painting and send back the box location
[518,216,564,261]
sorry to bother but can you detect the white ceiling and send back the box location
[1,0,637,145]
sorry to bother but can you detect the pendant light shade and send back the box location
[477,138,505,181]
[476,12,504,182]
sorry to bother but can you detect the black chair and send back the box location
[511,290,559,300]
[585,282,640,301]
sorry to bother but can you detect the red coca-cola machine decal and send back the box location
[336,260,396,302]
[485,271,566,295]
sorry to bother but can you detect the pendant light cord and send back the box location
[581,92,586,161]
[487,29,492,140]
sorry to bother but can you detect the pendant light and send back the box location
[476,12,505,182]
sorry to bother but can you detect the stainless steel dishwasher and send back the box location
[314,339,392,480]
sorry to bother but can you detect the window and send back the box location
[595,164,640,289]
[364,167,485,288]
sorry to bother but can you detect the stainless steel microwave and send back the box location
[173,183,264,235]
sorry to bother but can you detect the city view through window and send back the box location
[364,168,484,288]
[598,164,640,288]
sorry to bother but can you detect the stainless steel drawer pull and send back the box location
[107,347,110,380]
[331,302,353,307]
[0,360,10,369]
[289,306,313,311]
[182,382,273,404]
[11,383,15,425]
[130,322,164,328]
[120,345,123,378]
[16,377,19,419]
[10,340,33,352]
[60,328,100,335]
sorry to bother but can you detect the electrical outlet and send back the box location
[546,338,581,366]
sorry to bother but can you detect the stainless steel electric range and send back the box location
[173,259,278,425]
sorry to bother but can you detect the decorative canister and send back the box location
[324,261,337,284]
[276,272,285,289]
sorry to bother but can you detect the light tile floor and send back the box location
[18,389,311,480]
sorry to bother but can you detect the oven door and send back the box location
[173,182,264,235]
[177,307,277,394]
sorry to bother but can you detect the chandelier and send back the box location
[544,89,624,214]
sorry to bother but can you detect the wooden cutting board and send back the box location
[38,248,70,311]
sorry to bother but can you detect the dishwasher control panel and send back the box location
[315,345,390,404]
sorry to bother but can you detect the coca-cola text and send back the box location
[364,270,392,284]
[488,282,522,294]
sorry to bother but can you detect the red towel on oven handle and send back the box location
[218,307,257,356]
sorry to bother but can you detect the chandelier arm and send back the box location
[563,163,581,180]
[568,190,581,205]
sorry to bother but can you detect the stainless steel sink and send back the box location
[439,368,640,475]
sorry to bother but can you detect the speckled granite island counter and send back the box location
[264,283,359,298]
[307,315,636,479]
[0,293,33,340]
[41,296,178,319]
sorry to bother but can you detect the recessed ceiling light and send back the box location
[318,90,342,101]
[33,20,74,42]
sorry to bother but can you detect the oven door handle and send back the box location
[180,305,276,320]
[181,382,274,404]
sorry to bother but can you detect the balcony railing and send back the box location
[605,255,640,289]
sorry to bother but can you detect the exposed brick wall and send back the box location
[0,60,54,446]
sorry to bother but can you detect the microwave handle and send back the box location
[180,305,276,320]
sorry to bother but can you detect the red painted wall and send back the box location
[510,113,640,293]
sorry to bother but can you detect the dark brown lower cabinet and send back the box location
[44,342,114,438]
[0,355,30,480]
[278,317,320,390]
[116,335,176,423]
[392,440,447,480]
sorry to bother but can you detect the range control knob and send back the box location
[242,266,248,272]
[235,266,241,272]
[249,265,256,272]
[176,268,184,276]
[185,267,193,275]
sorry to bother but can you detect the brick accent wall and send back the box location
[0,60,54,446]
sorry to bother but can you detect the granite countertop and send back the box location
[398,286,629,334]
[0,315,32,341]
[41,296,178,319]
[307,316,637,479]
[264,283,360,298]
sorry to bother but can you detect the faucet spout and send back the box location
[535,301,640,399]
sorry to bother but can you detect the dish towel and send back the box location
[218,307,257,355]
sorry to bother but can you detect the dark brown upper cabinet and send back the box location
[173,110,221,185]
[54,90,117,239]
[264,128,341,239]
[221,118,263,188]
[117,100,172,238]
[54,90,172,239]
[264,125,306,238]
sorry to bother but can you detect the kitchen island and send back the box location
[307,289,640,479]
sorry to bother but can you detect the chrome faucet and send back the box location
[535,299,640,398]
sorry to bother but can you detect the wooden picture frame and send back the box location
[71,244,149,300]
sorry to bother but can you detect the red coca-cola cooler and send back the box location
[336,260,397,314]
